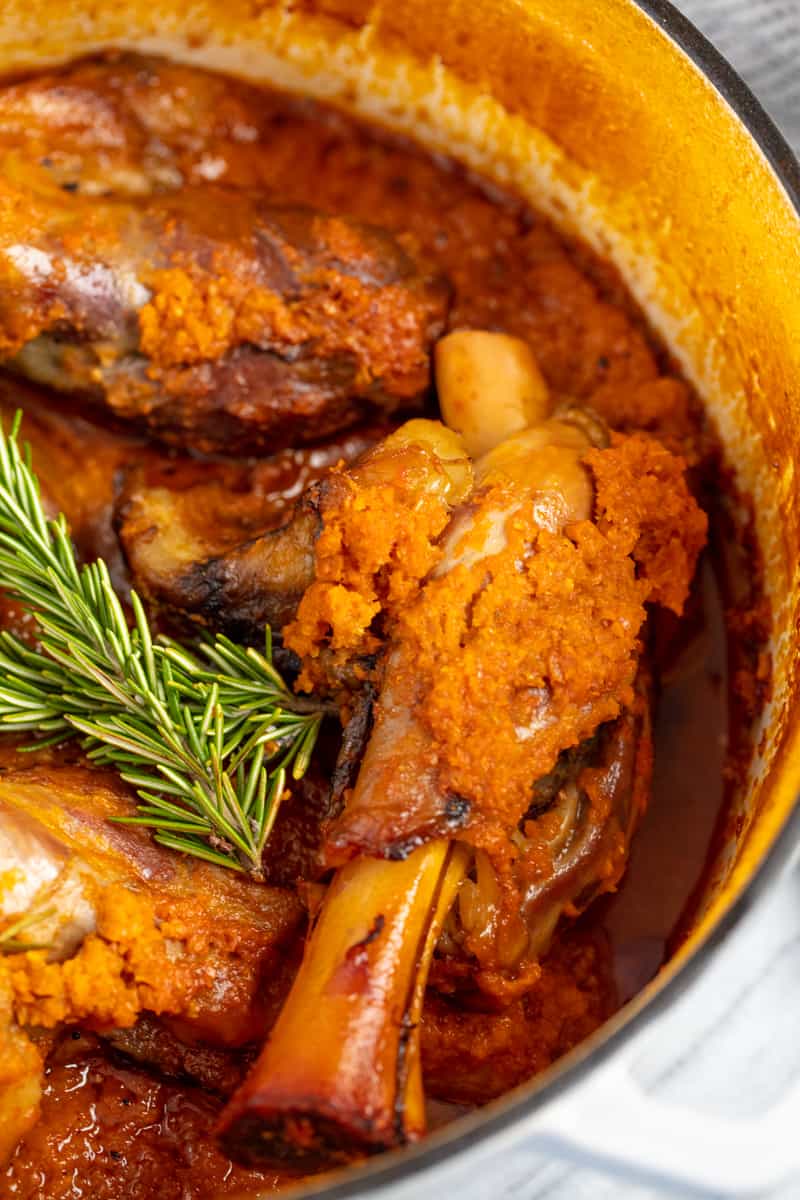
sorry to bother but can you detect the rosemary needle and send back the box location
[0,906,55,955]
[0,412,326,879]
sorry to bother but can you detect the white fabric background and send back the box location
[679,0,800,150]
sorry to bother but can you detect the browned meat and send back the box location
[0,58,447,454]
[0,382,385,627]
[116,428,385,569]
[114,424,384,640]
[0,55,332,200]
[103,1016,250,1097]
[0,765,304,1046]
[122,473,324,644]
[0,763,306,1164]
[212,416,660,1168]
[115,419,470,650]
[0,173,449,453]
[429,688,653,1000]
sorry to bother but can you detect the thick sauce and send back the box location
[0,55,754,1199]
[4,1034,299,1199]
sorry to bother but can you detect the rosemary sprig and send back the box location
[0,412,326,879]
[0,907,55,954]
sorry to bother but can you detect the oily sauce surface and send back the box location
[1,55,737,1199]
[3,1034,298,1200]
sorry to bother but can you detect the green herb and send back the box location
[0,412,326,879]
[0,906,54,955]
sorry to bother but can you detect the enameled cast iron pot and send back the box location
[1,1,799,1195]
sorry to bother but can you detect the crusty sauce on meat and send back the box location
[1,53,765,1199]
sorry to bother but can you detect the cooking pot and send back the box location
[1,1,799,1196]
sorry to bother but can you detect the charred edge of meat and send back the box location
[383,835,430,862]
[102,1019,251,1098]
[525,733,602,822]
[351,914,386,951]
[329,683,377,815]
[443,795,471,827]
[172,491,322,641]
[3,195,452,455]
[114,480,325,645]
[272,644,303,685]
[521,667,653,926]
[218,1109,394,1170]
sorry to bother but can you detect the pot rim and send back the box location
[280,4,800,1196]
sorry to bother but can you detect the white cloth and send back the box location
[679,0,800,150]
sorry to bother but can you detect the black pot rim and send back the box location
[271,5,800,1196]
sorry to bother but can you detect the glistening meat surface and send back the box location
[0,184,448,453]
[0,764,305,1158]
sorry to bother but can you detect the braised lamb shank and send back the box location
[0,63,448,454]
